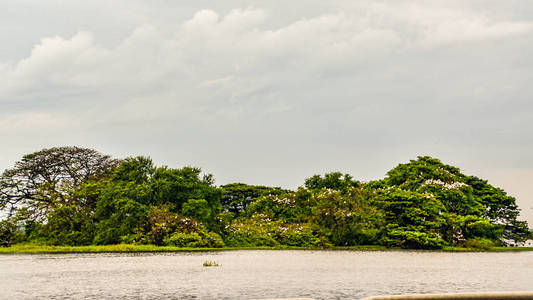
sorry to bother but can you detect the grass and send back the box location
[203,260,220,267]
[0,243,532,254]
[442,246,533,252]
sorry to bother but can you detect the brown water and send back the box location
[0,250,532,299]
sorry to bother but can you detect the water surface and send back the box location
[1,250,532,299]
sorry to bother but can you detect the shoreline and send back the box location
[1,244,533,254]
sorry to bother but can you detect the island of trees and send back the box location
[1,146,531,250]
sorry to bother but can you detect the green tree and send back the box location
[182,199,211,224]
[370,156,531,246]
[220,183,287,216]
[0,146,118,221]
[305,172,360,192]
[377,189,446,249]
[311,187,384,246]
[150,166,221,214]
[92,180,151,244]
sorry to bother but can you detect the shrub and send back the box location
[203,261,220,267]
[164,231,223,248]
[381,225,445,249]
[182,199,211,224]
[224,214,319,247]
[0,220,26,247]
[463,238,496,249]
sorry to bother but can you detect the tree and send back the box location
[377,189,446,249]
[0,146,118,221]
[220,183,288,216]
[90,158,223,243]
[304,172,360,192]
[311,188,384,246]
[150,166,221,214]
[369,156,531,246]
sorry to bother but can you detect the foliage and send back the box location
[463,238,496,250]
[311,188,383,246]
[37,205,95,246]
[0,219,26,247]
[220,183,287,216]
[182,199,211,224]
[133,205,223,247]
[165,231,224,248]
[305,172,360,192]
[1,148,530,249]
[368,156,532,246]
[224,214,319,247]
[203,261,220,267]
[0,146,118,220]
[92,180,151,245]
[380,224,445,249]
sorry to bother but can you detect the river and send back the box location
[0,250,531,299]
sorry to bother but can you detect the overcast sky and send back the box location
[1,0,532,224]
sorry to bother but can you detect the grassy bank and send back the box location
[1,244,532,254]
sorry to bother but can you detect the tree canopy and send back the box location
[0,149,531,248]
[0,146,118,220]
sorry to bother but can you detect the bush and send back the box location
[182,199,211,224]
[0,220,26,247]
[37,206,95,246]
[381,225,445,249]
[463,238,496,249]
[164,231,224,248]
[224,214,319,247]
[274,224,319,247]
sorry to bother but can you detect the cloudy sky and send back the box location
[1,0,532,223]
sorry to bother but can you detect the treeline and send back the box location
[0,146,531,249]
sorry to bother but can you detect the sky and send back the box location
[1,0,532,224]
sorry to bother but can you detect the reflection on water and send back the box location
[0,250,532,299]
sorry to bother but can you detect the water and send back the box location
[0,250,532,299]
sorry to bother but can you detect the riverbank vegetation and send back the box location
[1,146,531,250]
[1,244,532,254]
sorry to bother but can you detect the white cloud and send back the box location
[1,5,530,105]
[1,2,533,223]
[0,112,79,133]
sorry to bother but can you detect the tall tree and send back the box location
[0,146,118,220]
[369,156,531,245]
[220,183,287,216]
[304,172,360,192]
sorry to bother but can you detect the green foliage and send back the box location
[0,146,117,221]
[37,205,95,246]
[182,199,211,224]
[151,166,220,210]
[0,219,26,247]
[311,188,383,246]
[220,183,287,216]
[305,172,360,192]
[113,156,155,184]
[246,194,299,221]
[1,148,530,249]
[370,156,531,246]
[165,231,224,248]
[463,238,496,249]
[224,214,319,247]
[135,205,224,247]
[92,181,151,245]
[203,261,220,267]
[381,224,445,249]
[135,205,182,245]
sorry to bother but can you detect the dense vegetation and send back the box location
[1,147,531,249]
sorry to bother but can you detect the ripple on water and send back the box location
[0,250,532,299]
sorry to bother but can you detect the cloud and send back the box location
[0,2,532,225]
[1,5,530,107]
[0,112,79,133]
